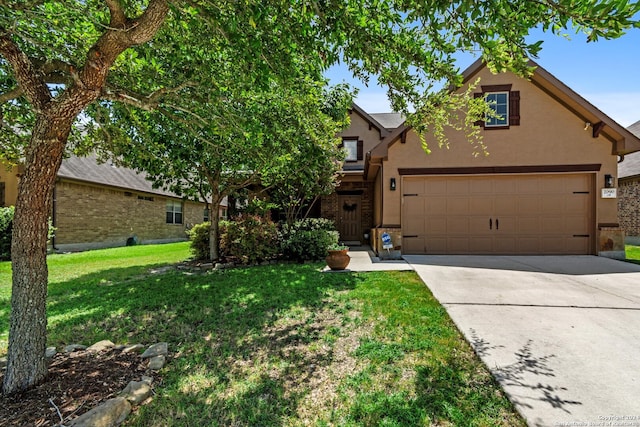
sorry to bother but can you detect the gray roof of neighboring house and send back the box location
[57,153,180,198]
[370,112,405,130]
[619,120,640,180]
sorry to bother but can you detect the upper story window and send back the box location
[342,138,363,162]
[474,84,520,130]
[166,200,183,224]
[485,92,509,127]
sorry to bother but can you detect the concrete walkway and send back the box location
[323,246,413,272]
[404,255,640,427]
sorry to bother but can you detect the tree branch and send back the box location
[105,0,127,28]
[0,86,23,103]
[127,0,170,45]
[0,30,51,112]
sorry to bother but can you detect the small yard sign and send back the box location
[381,232,393,249]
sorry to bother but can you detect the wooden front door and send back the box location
[338,195,361,242]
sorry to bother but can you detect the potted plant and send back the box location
[326,243,350,270]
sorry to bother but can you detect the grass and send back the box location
[626,245,640,264]
[0,243,525,426]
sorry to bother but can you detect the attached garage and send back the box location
[361,59,640,259]
[402,172,595,255]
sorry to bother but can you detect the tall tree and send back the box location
[108,81,351,260]
[1,0,639,395]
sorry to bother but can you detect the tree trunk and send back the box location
[209,200,221,261]
[2,117,68,394]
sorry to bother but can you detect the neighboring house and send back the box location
[0,154,226,251]
[618,120,640,244]
[325,59,640,258]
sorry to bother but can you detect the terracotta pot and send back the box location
[326,249,350,270]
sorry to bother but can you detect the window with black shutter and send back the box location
[474,84,521,129]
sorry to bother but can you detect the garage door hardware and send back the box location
[489,218,500,230]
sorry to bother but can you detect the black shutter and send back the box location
[509,90,520,126]
[357,140,364,160]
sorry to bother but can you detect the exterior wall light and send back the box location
[390,177,396,191]
[604,174,614,188]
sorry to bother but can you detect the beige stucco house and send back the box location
[1,154,226,251]
[324,59,640,258]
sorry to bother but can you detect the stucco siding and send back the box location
[381,67,619,228]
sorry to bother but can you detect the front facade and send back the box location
[2,154,225,251]
[329,60,640,258]
[320,105,403,244]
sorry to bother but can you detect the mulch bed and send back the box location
[0,349,150,426]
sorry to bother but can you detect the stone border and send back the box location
[1,340,170,427]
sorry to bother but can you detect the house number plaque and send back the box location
[601,188,617,199]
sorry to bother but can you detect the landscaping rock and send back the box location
[141,342,167,359]
[68,397,131,427]
[45,347,57,358]
[0,356,7,369]
[64,344,87,353]
[122,344,145,354]
[87,340,115,352]
[119,380,152,405]
[141,375,154,385]
[200,262,213,269]
[148,355,166,371]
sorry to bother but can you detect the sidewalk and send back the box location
[323,246,413,272]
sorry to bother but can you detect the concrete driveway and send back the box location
[404,255,640,427]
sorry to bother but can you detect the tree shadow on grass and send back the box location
[3,262,361,425]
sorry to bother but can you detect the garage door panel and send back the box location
[426,217,447,234]
[425,237,447,253]
[494,237,517,253]
[404,178,425,195]
[404,237,425,254]
[402,174,593,255]
[447,198,469,214]
[469,197,493,214]
[446,217,470,234]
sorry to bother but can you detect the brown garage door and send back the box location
[402,174,594,254]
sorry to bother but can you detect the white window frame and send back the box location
[166,200,183,224]
[485,92,509,127]
[343,139,358,162]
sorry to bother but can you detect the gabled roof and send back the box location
[350,103,401,138]
[618,120,640,180]
[57,153,180,198]
[370,112,405,130]
[369,59,640,165]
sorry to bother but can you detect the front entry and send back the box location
[337,195,361,242]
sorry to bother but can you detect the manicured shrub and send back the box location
[220,214,280,264]
[0,206,14,261]
[187,221,211,260]
[280,218,339,261]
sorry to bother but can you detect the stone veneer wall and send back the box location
[618,179,640,239]
[54,180,205,249]
[321,181,374,243]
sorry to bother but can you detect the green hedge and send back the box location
[280,218,338,262]
[0,206,14,261]
[188,217,340,263]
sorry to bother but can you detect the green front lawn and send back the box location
[626,245,640,264]
[1,243,524,426]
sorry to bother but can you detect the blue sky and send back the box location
[325,27,640,127]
